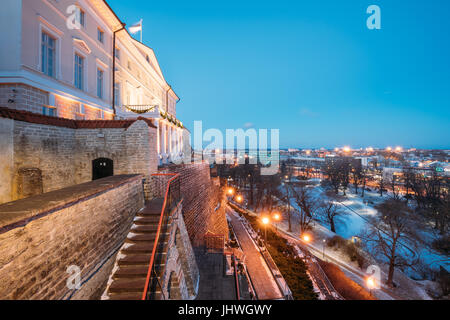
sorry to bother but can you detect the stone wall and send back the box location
[0,175,144,300]
[55,95,114,120]
[155,201,199,300]
[0,84,113,120]
[0,84,48,115]
[158,163,229,247]
[0,117,158,204]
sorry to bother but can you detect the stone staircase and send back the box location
[103,198,172,300]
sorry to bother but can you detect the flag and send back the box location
[129,20,142,34]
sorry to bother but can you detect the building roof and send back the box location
[0,107,156,129]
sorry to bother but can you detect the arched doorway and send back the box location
[92,158,113,180]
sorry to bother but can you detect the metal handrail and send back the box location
[141,173,180,300]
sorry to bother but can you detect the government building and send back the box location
[0,0,184,164]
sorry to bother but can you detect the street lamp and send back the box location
[261,217,270,243]
[366,276,376,296]
[322,239,326,259]
[227,188,234,196]
[302,234,311,243]
[273,213,281,232]
[236,195,243,203]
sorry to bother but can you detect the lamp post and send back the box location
[273,213,281,232]
[366,276,376,296]
[302,234,311,243]
[262,217,270,243]
[322,239,326,259]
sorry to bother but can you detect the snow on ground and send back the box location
[249,178,448,298]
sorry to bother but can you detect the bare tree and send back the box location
[323,161,341,194]
[351,163,362,194]
[361,199,418,287]
[290,184,320,235]
[361,168,367,197]
[318,201,346,233]
[282,182,293,232]
[340,159,351,196]
[390,175,400,200]
[377,173,386,197]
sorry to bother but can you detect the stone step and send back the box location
[108,278,147,294]
[108,292,143,300]
[113,266,149,279]
[122,244,153,254]
[118,254,152,266]
[140,199,165,215]
[132,225,159,234]
[134,217,165,225]
[126,234,158,243]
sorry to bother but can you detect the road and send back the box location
[278,228,402,300]
[227,208,284,300]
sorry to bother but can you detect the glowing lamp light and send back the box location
[236,195,243,203]
[386,146,392,152]
[262,217,270,225]
[227,188,234,195]
[302,234,311,243]
[334,148,339,152]
[273,213,281,221]
[395,146,403,152]
[343,146,351,153]
[366,277,376,289]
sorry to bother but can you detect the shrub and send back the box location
[327,235,366,268]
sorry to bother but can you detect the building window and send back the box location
[127,60,131,70]
[97,68,104,99]
[74,54,84,90]
[115,47,120,60]
[78,103,85,114]
[114,82,121,106]
[42,106,56,117]
[76,104,85,120]
[41,32,56,78]
[98,109,104,119]
[77,7,85,27]
[97,28,104,43]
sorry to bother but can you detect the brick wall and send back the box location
[0,83,113,121]
[55,95,114,120]
[0,117,158,204]
[158,163,229,247]
[0,175,144,300]
[0,83,48,114]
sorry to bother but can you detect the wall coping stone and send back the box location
[0,174,143,234]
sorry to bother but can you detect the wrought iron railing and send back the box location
[141,173,181,300]
[124,104,157,114]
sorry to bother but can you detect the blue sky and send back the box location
[107,0,450,149]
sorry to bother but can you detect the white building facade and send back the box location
[0,0,185,164]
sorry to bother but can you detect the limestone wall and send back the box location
[158,163,229,247]
[0,117,158,204]
[0,175,144,300]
